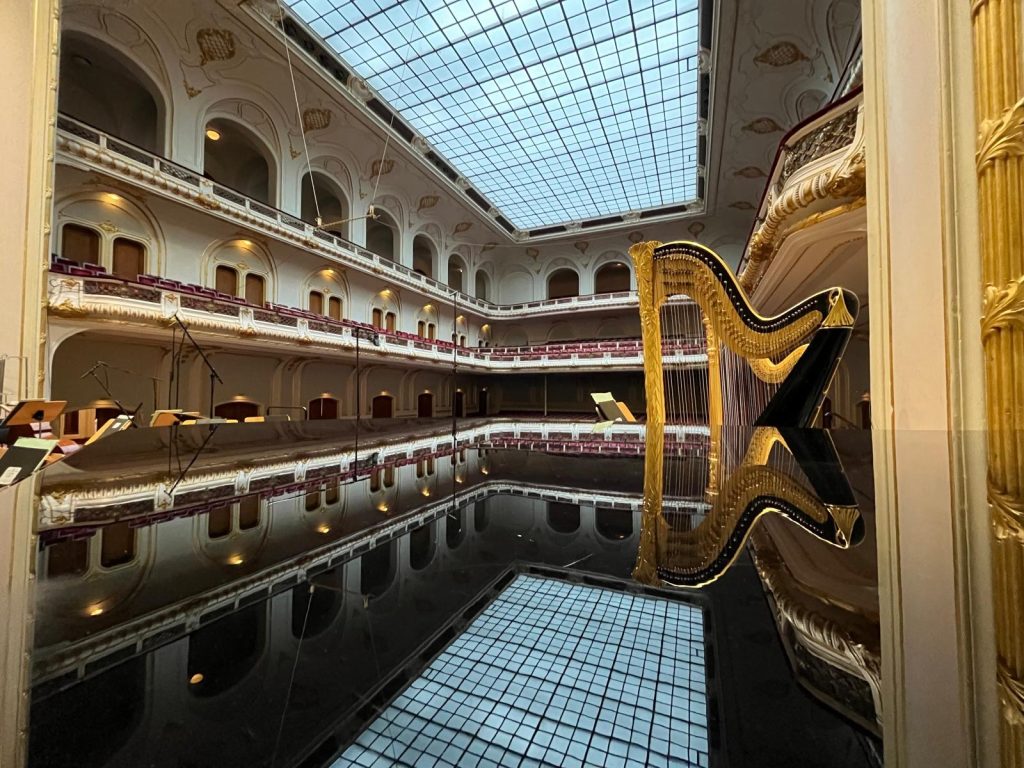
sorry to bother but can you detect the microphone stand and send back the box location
[172,314,224,417]
[79,361,137,423]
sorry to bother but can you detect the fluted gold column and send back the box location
[971,0,1024,760]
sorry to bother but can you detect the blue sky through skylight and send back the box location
[286,0,702,230]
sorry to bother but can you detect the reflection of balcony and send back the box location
[737,90,865,297]
[55,116,656,319]
[47,266,708,372]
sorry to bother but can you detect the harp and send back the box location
[633,426,863,587]
[629,240,859,430]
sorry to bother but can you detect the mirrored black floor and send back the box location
[25,419,881,767]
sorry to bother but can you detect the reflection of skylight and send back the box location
[286,0,702,230]
[336,575,709,767]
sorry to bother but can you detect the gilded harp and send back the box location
[630,240,858,429]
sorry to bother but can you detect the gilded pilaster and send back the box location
[970,0,1024,758]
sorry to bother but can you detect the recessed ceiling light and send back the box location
[206,128,221,141]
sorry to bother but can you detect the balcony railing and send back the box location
[47,261,708,372]
[55,115,657,319]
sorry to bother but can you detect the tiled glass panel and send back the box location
[285,1,702,229]
[335,574,708,767]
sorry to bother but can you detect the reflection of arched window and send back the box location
[208,505,231,539]
[309,397,338,420]
[214,400,260,422]
[548,502,580,533]
[448,256,465,292]
[291,576,340,638]
[61,224,100,265]
[446,512,464,549]
[413,235,435,278]
[59,33,163,153]
[46,537,89,577]
[187,603,265,697]
[594,262,630,293]
[238,496,260,529]
[204,118,274,205]
[305,488,320,511]
[547,269,579,299]
[360,542,394,598]
[301,172,348,237]
[409,523,434,570]
[100,521,135,568]
[366,211,397,261]
[595,508,633,540]
[474,507,488,532]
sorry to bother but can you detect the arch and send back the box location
[203,115,277,206]
[291,570,342,639]
[595,508,634,540]
[545,323,575,343]
[55,190,165,276]
[301,171,350,238]
[498,267,534,304]
[368,288,400,329]
[547,268,580,299]
[304,267,349,319]
[594,261,632,293]
[58,31,166,154]
[447,254,467,292]
[547,502,580,533]
[474,269,491,301]
[412,233,438,278]
[367,208,399,261]
[202,238,276,303]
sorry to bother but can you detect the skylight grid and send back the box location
[287,0,702,230]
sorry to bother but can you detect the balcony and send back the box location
[47,262,707,372]
[55,115,654,320]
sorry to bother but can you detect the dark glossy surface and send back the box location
[26,419,880,768]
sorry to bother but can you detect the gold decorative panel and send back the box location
[754,42,809,67]
[302,108,332,132]
[197,29,236,65]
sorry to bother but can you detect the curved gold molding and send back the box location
[981,276,1024,339]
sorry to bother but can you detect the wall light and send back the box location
[87,605,104,617]
[103,193,122,204]
[317,524,331,534]
[206,128,222,141]
[227,555,244,566]
[189,673,204,685]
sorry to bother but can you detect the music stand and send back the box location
[0,400,67,444]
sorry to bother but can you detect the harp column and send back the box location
[971,0,1024,760]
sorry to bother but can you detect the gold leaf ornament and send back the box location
[976,96,1024,172]
[982,276,1024,340]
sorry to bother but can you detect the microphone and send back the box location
[79,361,104,379]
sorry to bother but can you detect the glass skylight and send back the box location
[335,575,709,767]
[286,0,702,230]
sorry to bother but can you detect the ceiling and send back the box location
[284,0,703,231]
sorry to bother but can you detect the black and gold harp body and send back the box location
[628,240,863,587]
[630,240,859,429]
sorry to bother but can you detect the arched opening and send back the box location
[452,390,465,418]
[245,273,265,305]
[595,508,633,540]
[446,511,464,549]
[371,395,393,419]
[409,522,435,570]
[61,224,100,265]
[187,603,266,698]
[548,502,580,533]
[214,400,260,422]
[417,392,434,418]
[474,506,488,532]
[58,33,163,154]
[594,262,631,293]
[301,172,349,237]
[46,537,89,578]
[447,256,466,292]
[366,210,398,261]
[547,269,580,299]
[475,270,490,301]
[215,264,238,295]
[360,541,394,598]
[413,235,435,278]
[204,118,274,205]
[308,397,339,420]
[100,521,136,568]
